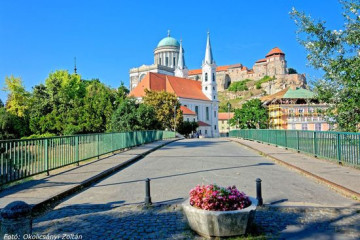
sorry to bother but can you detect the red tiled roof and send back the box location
[129,72,211,101]
[180,106,196,115]
[188,69,202,75]
[218,112,234,120]
[188,64,244,75]
[198,121,210,126]
[255,58,267,63]
[266,47,285,57]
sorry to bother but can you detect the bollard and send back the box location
[145,178,152,205]
[256,178,263,206]
[1,201,32,239]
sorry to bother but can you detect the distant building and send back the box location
[218,112,235,137]
[261,88,330,131]
[129,33,219,138]
[188,47,307,94]
[129,32,306,95]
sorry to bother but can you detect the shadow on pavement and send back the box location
[93,162,275,188]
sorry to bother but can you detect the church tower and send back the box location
[201,32,219,137]
[201,32,217,101]
[174,40,188,78]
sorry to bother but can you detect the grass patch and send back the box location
[255,76,275,89]
[228,79,251,92]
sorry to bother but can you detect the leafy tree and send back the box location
[0,107,29,139]
[3,75,30,117]
[143,90,183,130]
[288,68,298,74]
[109,98,159,132]
[177,121,199,137]
[290,1,360,132]
[230,99,268,129]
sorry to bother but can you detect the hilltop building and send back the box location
[129,32,306,95]
[261,88,330,131]
[188,47,307,94]
[130,33,219,137]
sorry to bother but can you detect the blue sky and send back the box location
[0,0,345,102]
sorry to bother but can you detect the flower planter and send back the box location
[182,197,258,238]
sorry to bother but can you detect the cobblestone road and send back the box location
[33,203,360,239]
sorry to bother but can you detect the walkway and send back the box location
[0,139,177,210]
[29,139,359,239]
[229,137,360,200]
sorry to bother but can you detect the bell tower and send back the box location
[201,32,217,101]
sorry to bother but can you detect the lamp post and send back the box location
[174,105,177,133]
[227,103,231,136]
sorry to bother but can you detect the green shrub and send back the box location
[255,76,275,89]
[228,79,251,92]
[21,133,57,139]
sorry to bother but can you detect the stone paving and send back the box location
[32,203,360,239]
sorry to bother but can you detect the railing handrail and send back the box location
[229,129,360,167]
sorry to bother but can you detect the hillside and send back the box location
[218,77,271,112]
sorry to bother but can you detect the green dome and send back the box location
[157,36,180,48]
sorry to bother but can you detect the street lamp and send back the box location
[227,103,231,136]
[174,106,176,132]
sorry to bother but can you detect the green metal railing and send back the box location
[0,130,175,186]
[229,129,360,167]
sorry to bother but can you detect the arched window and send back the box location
[205,87,208,90]
[213,87,215,90]
[213,73,215,81]
[205,73,208,82]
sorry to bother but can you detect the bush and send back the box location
[228,80,250,92]
[189,184,251,211]
[255,76,274,89]
[21,132,57,139]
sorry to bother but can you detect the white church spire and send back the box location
[204,32,214,64]
[174,39,188,78]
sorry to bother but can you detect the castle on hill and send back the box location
[129,32,307,95]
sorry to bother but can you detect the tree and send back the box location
[0,107,28,139]
[177,121,199,137]
[290,0,360,132]
[288,68,298,74]
[3,75,30,118]
[143,90,183,130]
[109,98,159,132]
[230,99,268,129]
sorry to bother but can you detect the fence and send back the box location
[229,129,360,167]
[0,130,175,186]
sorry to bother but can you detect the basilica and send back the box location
[129,32,219,137]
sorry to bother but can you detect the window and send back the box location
[213,87,215,90]
[213,73,215,81]
[206,107,209,120]
[205,73,208,81]
[199,130,202,134]
[205,86,207,90]
[214,125,217,130]
[205,130,207,134]
[166,57,169,66]
[187,118,189,122]
[159,58,162,65]
[173,57,176,66]
[213,96,216,99]
[193,118,195,122]
[195,106,199,116]
[315,123,321,131]
[214,111,216,117]
[302,123,308,130]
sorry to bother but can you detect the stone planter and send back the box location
[182,197,258,238]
